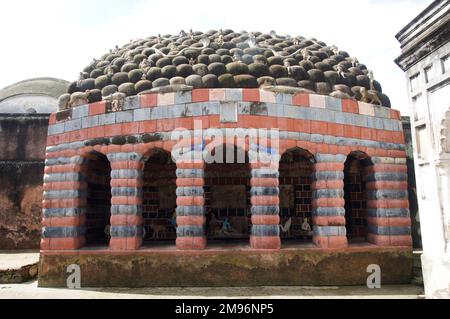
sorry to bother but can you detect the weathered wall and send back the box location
[0,114,48,249]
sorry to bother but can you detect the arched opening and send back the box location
[344,151,372,243]
[204,145,251,246]
[279,148,314,245]
[142,149,177,246]
[85,152,112,247]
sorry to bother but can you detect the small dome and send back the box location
[0,78,69,114]
[67,30,390,107]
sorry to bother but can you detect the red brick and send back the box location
[311,121,328,135]
[89,102,106,116]
[251,215,280,225]
[140,93,157,108]
[177,216,206,226]
[49,113,57,125]
[110,237,142,251]
[390,109,401,120]
[243,88,260,102]
[327,123,345,137]
[293,93,310,106]
[104,124,122,137]
[313,236,348,249]
[250,236,281,250]
[176,237,207,250]
[342,99,359,113]
[192,89,210,102]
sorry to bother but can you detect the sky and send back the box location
[0,0,432,115]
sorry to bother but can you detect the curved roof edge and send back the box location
[0,77,70,102]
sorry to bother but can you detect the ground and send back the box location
[0,281,424,299]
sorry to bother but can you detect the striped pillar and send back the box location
[41,156,87,250]
[366,157,412,246]
[312,154,348,249]
[250,158,281,250]
[176,155,206,250]
[107,152,144,250]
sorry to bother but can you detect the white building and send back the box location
[395,0,450,298]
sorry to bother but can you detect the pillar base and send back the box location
[40,238,86,250]
[367,234,412,247]
[313,236,348,249]
[110,237,142,250]
[250,236,281,250]
[176,237,207,250]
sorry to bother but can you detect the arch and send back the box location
[142,148,177,245]
[84,151,112,246]
[204,144,251,245]
[344,151,373,243]
[279,147,315,245]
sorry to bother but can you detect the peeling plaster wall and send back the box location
[0,114,49,249]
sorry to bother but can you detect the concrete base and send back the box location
[38,245,413,288]
[421,253,450,298]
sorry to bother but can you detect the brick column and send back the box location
[312,154,348,249]
[250,157,281,250]
[176,154,207,250]
[367,157,412,246]
[107,152,144,250]
[41,155,87,250]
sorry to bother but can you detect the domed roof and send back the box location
[0,78,69,114]
[68,30,390,107]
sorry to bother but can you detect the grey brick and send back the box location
[311,134,324,143]
[251,225,280,236]
[175,91,192,104]
[375,117,384,129]
[153,106,166,120]
[177,226,205,237]
[123,96,140,110]
[313,226,346,237]
[64,119,82,132]
[72,104,89,119]
[313,207,346,217]
[116,111,134,123]
[325,97,342,112]
[133,108,151,122]
[82,115,99,128]
[98,112,116,125]
[355,115,369,127]
[267,103,280,117]
[111,205,143,216]
[110,226,143,238]
[176,206,205,216]
[374,106,390,119]
[203,101,220,115]
[220,102,238,123]
[186,103,203,117]
[43,226,86,238]
[251,206,280,215]
[48,123,65,135]
[226,89,243,101]
[276,93,292,105]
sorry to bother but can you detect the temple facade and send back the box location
[395,0,450,298]
[39,30,413,287]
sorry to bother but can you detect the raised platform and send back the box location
[38,245,412,288]
[0,251,39,284]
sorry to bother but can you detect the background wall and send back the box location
[0,114,49,249]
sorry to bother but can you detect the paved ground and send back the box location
[0,281,424,299]
[0,251,39,271]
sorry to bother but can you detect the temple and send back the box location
[38,30,413,287]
